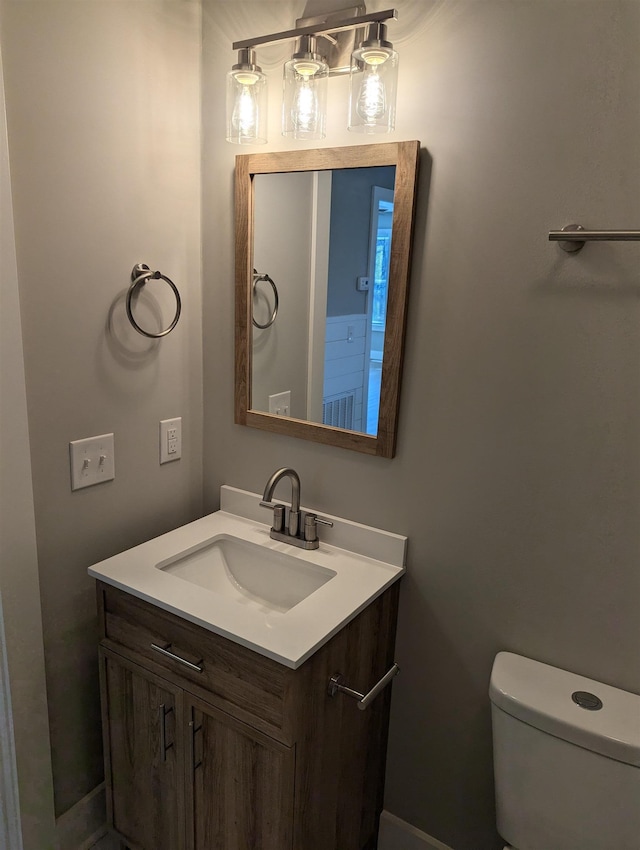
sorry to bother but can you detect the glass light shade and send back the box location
[348,36,398,134]
[226,58,267,145]
[282,39,328,140]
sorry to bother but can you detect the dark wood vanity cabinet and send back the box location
[100,652,186,850]
[96,580,399,850]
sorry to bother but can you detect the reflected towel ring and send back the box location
[126,263,182,338]
[252,269,279,330]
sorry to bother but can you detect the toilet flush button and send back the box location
[572,690,603,711]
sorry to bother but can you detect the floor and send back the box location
[89,833,120,850]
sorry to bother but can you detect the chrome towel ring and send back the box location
[252,269,279,330]
[126,263,182,338]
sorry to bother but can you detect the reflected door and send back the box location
[364,188,394,435]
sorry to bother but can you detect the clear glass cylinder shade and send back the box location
[226,68,267,145]
[282,58,328,140]
[348,48,398,134]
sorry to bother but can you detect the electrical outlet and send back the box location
[69,433,115,490]
[268,390,291,417]
[160,417,182,463]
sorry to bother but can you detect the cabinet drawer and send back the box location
[98,582,293,742]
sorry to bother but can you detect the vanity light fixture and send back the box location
[226,48,268,145]
[348,22,398,133]
[226,6,398,144]
[283,35,329,140]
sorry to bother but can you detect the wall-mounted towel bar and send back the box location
[549,224,640,253]
[327,663,400,711]
[126,263,182,338]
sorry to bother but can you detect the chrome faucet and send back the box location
[260,467,333,550]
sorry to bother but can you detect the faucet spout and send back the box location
[260,467,332,549]
[262,467,301,536]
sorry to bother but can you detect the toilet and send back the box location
[489,651,640,850]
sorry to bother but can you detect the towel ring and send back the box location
[126,263,182,338]
[252,269,279,330]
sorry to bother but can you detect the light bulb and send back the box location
[226,49,267,144]
[292,74,320,134]
[282,37,328,140]
[348,23,398,134]
[232,83,259,137]
[356,66,386,125]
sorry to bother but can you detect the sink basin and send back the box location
[88,486,406,668]
[157,533,336,613]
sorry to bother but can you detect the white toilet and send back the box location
[489,651,640,850]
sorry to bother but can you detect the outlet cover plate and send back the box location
[70,433,115,490]
[160,417,182,463]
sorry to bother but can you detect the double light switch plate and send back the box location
[70,433,115,490]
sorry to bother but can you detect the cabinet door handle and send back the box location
[327,663,399,710]
[188,715,202,771]
[151,643,203,673]
[159,703,167,761]
[159,703,174,762]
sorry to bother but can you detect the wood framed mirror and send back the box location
[235,140,420,458]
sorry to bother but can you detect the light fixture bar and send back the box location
[232,8,397,51]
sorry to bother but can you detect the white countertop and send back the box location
[88,486,406,669]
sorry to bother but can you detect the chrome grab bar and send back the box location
[252,269,279,329]
[151,643,203,673]
[549,224,640,253]
[328,663,399,710]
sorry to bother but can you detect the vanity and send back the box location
[90,484,406,850]
[91,135,419,848]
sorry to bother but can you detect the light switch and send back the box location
[70,433,115,490]
[268,391,291,417]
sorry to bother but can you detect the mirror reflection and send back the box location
[235,141,420,458]
[252,165,396,436]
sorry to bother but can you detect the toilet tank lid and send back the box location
[489,652,640,767]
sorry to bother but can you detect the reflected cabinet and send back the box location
[235,141,420,458]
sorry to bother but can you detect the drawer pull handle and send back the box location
[151,643,203,673]
[327,663,399,711]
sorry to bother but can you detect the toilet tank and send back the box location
[489,652,640,850]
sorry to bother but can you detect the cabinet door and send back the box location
[186,696,294,850]
[100,648,185,850]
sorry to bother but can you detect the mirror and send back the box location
[235,141,420,458]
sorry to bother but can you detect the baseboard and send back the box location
[378,810,455,850]
[55,783,107,850]
[53,790,455,850]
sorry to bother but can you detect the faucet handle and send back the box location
[259,501,286,533]
[303,513,334,542]
[315,516,334,528]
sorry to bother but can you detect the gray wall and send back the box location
[253,171,312,418]
[203,2,640,849]
[0,22,57,848]
[1,0,203,819]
